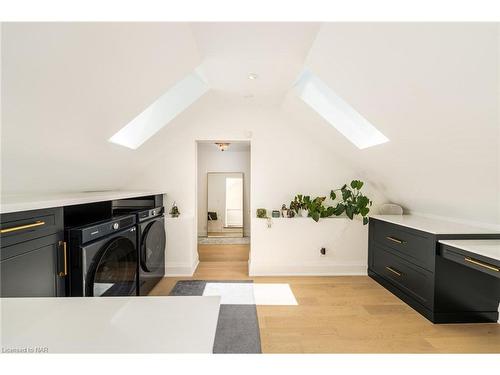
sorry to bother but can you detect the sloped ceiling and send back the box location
[2,22,498,226]
[1,22,201,193]
[191,22,320,104]
[284,23,499,225]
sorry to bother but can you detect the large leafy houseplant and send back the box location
[329,180,372,225]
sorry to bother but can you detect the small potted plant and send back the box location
[290,194,311,217]
[281,204,289,218]
[256,208,267,218]
[169,202,180,218]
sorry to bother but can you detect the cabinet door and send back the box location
[1,234,64,297]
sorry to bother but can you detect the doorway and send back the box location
[196,141,250,269]
[207,172,244,237]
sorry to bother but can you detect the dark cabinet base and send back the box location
[368,269,499,323]
[368,218,500,324]
[368,269,434,322]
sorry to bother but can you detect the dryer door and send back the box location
[88,236,137,296]
[140,220,166,274]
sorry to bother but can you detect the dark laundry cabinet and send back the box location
[1,208,65,297]
[1,193,165,298]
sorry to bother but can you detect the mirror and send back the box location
[207,172,243,238]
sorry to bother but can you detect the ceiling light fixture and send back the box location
[215,142,230,152]
[247,73,258,80]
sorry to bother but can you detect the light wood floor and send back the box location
[198,244,249,262]
[150,244,500,353]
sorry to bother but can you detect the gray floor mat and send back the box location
[169,280,207,296]
[213,304,261,354]
[169,280,261,354]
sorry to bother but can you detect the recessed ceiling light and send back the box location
[247,73,258,80]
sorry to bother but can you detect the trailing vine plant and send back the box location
[302,180,373,224]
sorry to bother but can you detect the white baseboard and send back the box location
[165,259,199,277]
[249,262,367,276]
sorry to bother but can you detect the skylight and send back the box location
[294,69,389,149]
[109,67,209,149]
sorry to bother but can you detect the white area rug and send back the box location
[203,282,297,305]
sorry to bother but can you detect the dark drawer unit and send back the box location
[0,208,63,247]
[371,245,433,308]
[372,219,434,271]
[1,208,65,297]
[368,217,500,323]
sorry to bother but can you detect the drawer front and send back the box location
[372,245,434,307]
[0,207,63,248]
[440,245,500,279]
[372,219,435,270]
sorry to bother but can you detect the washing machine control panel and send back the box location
[137,207,164,222]
[74,214,137,244]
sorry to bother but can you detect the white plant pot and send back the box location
[301,209,309,218]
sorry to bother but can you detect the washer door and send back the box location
[140,220,166,273]
[88,237,137,296]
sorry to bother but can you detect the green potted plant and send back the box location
[330,180,372,225]
[307,196,332,222]
[290,194,311,217]
[299,180,372,224]
[256,208,267,218]
[169,202,180,218]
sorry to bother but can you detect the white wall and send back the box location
[1,23,201,193]
[164,216,198,276]
[251,217,368,275]
[197,144,250,236]
[127,91,386,275]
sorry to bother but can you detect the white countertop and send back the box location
[1,296,220,353]
[0,190,165,214]
[439,239,500,262]
[371,215,500,235]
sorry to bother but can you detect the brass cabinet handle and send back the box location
[386,236,406,245]
[0,220,45,234]
[58,241,68,277]
[385,266,402,276]
[464,257,499,272]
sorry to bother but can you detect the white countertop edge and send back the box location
[371,214,500,235]
[1,296,221,353]
[254,216,348,220]
[0,190,166,214]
